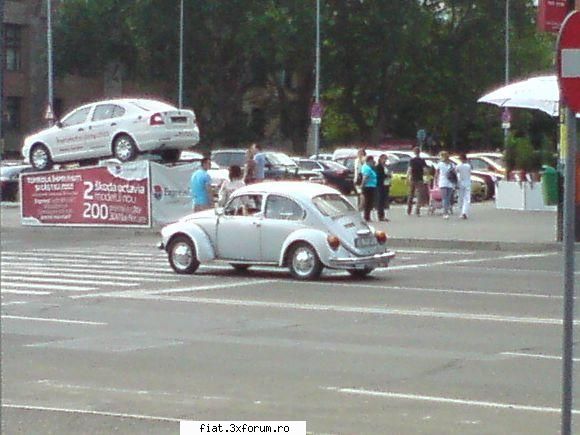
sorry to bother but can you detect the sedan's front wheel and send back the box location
[168,235,199,274]
[30,144,53,170]
[288,243,323,280]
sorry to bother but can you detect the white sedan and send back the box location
[159,182,395,280]
[22,98,199,170]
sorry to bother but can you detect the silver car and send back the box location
[159,182,395,280]
[22,98,199,170]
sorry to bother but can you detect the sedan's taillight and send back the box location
[149,113,165,125]
[375,231,387,244]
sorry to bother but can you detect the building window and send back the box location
[5,25,22,71]
[5,97,21,130]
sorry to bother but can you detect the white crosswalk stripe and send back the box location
[0,248,180,298]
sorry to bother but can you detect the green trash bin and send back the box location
[541,165,559,206]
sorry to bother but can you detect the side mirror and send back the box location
[215,207,224,216]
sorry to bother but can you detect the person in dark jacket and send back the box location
[374,154,391,221]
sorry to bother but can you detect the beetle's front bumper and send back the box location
[327,251,396,269]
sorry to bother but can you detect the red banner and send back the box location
[21,162,151,227]
[538,0,568,33]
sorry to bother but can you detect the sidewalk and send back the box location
[0,200,566,251]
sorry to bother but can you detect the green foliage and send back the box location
[53,0,555,151]
[506,135,543,173]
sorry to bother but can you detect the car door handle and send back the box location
[110,122,117,126]
[78,128,84,131]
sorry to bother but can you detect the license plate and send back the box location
[355,236,377,248]
[171,116,188,123]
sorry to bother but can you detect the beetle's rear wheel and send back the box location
[288,242,323,280]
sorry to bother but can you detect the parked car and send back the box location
[22,98,199,170]
[178,153,229,191]
[466,153,506,174]
[212,149,306,180]
[211,149,247,169]
[332,148,400,166]
[0,161,32,202]
[159,182,395,279]
[293,158,354,194]
[309,153,334,161]
[450,156,502,199]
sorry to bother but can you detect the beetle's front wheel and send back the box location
[168,235,199,274]
[288,243,323,280]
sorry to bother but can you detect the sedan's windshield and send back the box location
[266,153,297,167]
[321,161,347,171]
[312,194,356,218]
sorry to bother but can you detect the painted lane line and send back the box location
[387,252,559,271]
[1,403,180,423]
[76,293,575,326]
[0,289,51,295]
[1,276,136,287]
[1,301,30,306]
[2,270,179,283]
[73,279,280,299]
[0,261,175,274]
[501,351,580,362]
[0,282,97,291]
[394,249,476,255]
[25,249,162,258]
[446,266,578,275]
[304,282,560,300]
[3,315,106,325]
[325,387,580,415]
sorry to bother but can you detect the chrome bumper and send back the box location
[327,251,396,269]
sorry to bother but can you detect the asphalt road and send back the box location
[1,228,579,435]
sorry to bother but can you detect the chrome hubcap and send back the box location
[292,247,315,277]
[32,148,49,168]
[115,138,133,161]
[172,242,193,271]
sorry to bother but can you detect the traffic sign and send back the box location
[44,104,55,120]
[310,101,324,119]
[557,11,580,113]
[501,108,512,123]
[416,129,426,142]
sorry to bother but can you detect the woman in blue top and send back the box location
[360,155,377,222]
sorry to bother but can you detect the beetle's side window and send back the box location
[265,195,304,221]
[224,194,263,216]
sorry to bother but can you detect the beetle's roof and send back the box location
[234,181,338,201]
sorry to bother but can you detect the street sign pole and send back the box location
[47,0,54,126]
[313,0,321,158]
[178,0,184,109]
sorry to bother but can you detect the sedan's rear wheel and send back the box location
[30,144,53,170]
[288,242,323,280]
[113,134,138,162]
[168,235,199,274]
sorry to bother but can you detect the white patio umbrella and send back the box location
[478,75,561,117]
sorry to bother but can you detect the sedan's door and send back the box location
[260,194,306,262]
[52,106,92,159]
[86,104,126,157]
[216,194,263,261]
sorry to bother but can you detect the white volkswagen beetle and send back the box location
[22,98,199,170]
[159,182,395,280]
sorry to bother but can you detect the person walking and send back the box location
[455,153,471,219]
[374,154,391,221]
[243,146,257,184]
[190,157,213,212]
[360,155,377,222]
[406,147,427,216]
[218,165,245,207]
[253,143,266,182]
[435,151,456,219]
[353,148,366,211]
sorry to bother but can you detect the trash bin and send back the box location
[541,165,559,206]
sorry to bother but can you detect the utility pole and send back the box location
[47,0,54,125]
[178,0,184,109]
[313,0,321,158]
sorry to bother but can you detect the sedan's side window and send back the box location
[265,195,304,221]
[224,194,263,216]
[92,104,125,121]
[62,107,91,127]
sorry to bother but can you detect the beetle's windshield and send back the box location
[312,194,355,218]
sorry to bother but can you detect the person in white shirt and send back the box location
[435,151,455,219]
[353,148,366,211]
[455,153,471,219]
[218,165,245,207]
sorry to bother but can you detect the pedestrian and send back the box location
[190,157,213,212]
[406,147,428,216]
[435,150,456,219]
[243,146,256,184]
[218,165,245,207]
[360,155,377,222]
[455,153,472,219]
[374,154,391,222]
[253,143,266,182]
[353,148,366,211]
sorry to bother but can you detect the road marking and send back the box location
[395,249,475,255]
[3,315,106,325]
[0,260,174,274]
[1,276,136,287]
[73,279,279,299]
[325,387,580,414]
[1,403,180,423]
[75,293,574,325]
[0,289,51,295]
[3,269,178,283]
[501,351,580,362]
[0,282,97,292]
[387,252,559,271]
[1,301,30,306]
